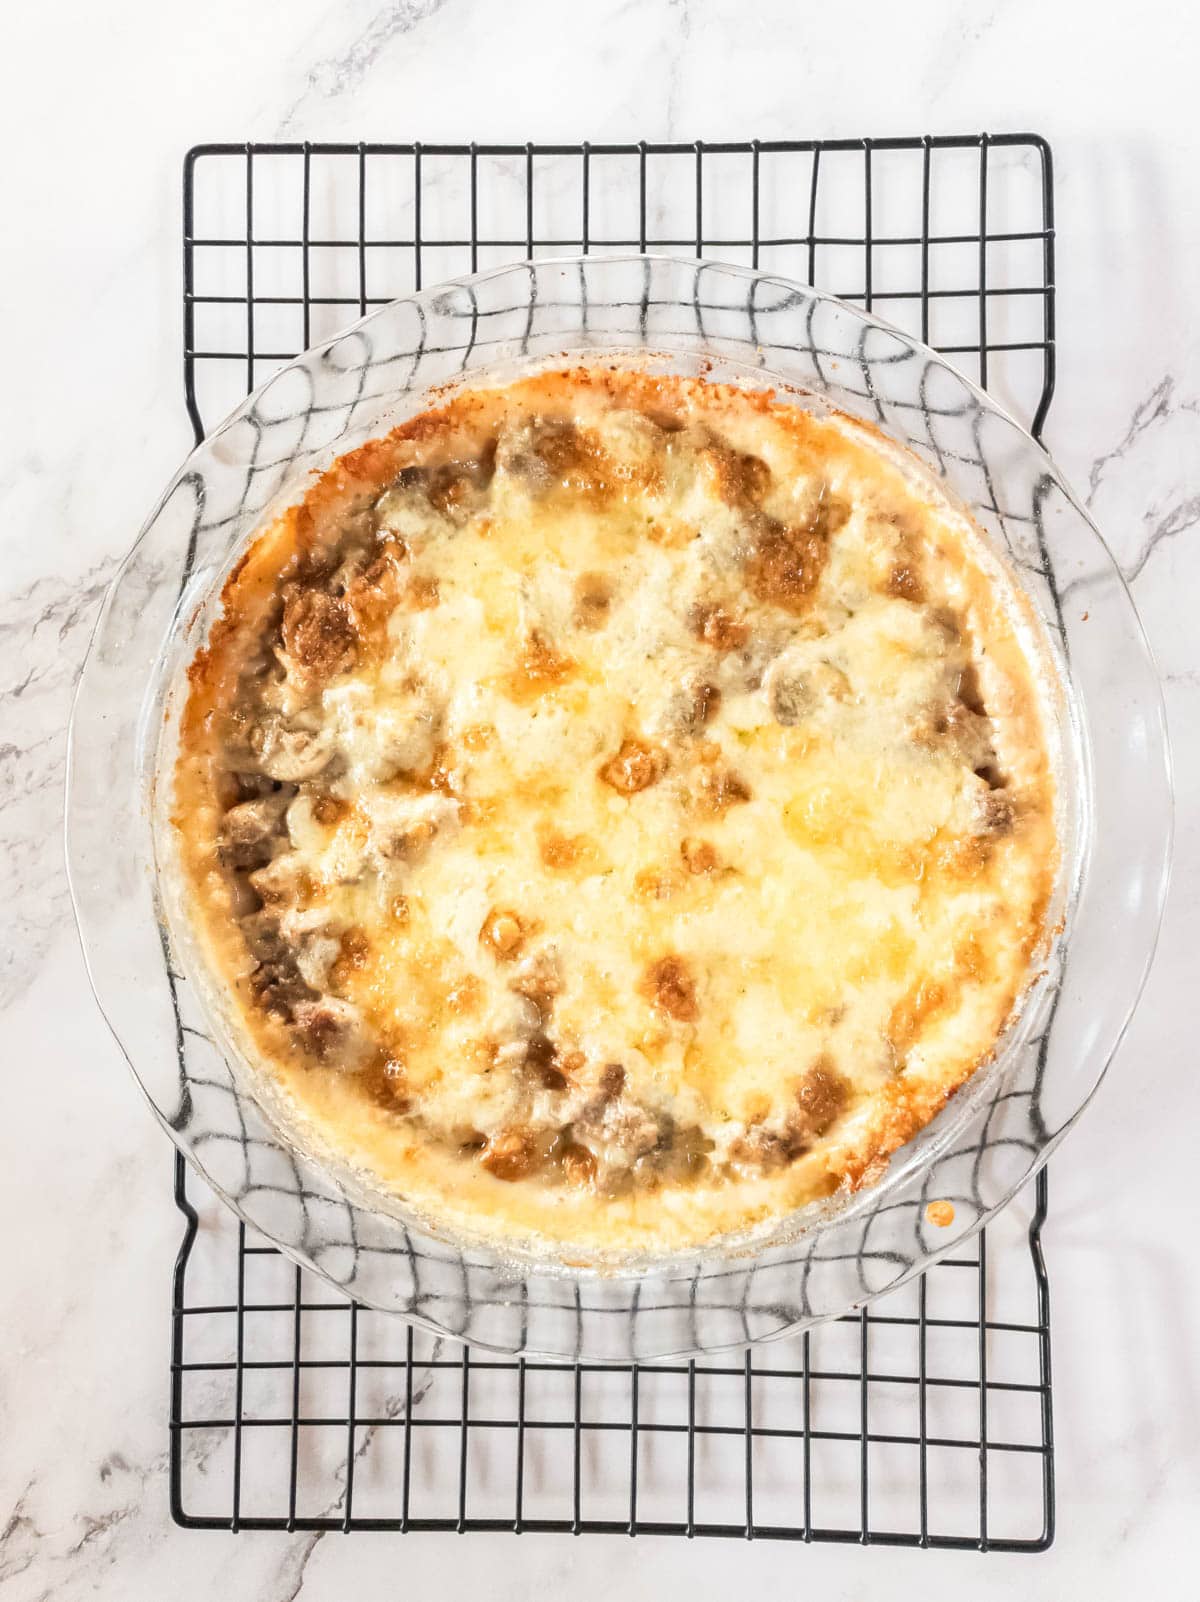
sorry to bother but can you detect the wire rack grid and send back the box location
[171,135,1057,1549]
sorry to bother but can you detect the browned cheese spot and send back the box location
[642,955,699,1023]
[887,979,949,1056]
[331,926,370,987]
[696,443,771,505]
[528,420,607,493]
[386,451,496,527]
[342,548,407,649]
[599,737,667,796]
[404,573,441,610]
[538,827,595,871]
[633,867,677,901]
[953,931,990,983]
[887,563,924,602]
[447,974,483,1015]
[573,571,612,629]
[428,758,461,799]
[697,766,752,814]
[311,793,349,827]
[460,722,496,752]
[680,836,719,875]
[691,603,749,651]
[423,451,496,519]
[504,628,575,703]
[479,908,527,960]
[748,524,829,611]
[369,1056,411,1112]
[746,493,848,613]
[507,418,619,502]
[935,831,993,880]
[378,813,441,863]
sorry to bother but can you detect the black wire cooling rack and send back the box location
[171,135,1057,1548]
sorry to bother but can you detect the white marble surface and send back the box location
[2,0,1198,1595]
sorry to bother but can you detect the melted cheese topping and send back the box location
[173,370,1058,1257]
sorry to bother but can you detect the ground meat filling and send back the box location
[730,1063,850,1172]
[280,586,358,685]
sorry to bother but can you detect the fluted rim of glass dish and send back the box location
[66,254,1173,1359]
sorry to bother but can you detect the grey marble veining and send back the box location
[1,563,114,1006]
[1084,374,1200,585]
[278,0,455,134]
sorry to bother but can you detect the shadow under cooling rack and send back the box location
[172,135,1057,1548]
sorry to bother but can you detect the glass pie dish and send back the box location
[66,256,1171,1360]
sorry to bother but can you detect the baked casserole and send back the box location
[172,369,1058,1253]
